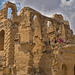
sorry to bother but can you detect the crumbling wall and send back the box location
[0,1,75,75]
[38,53,52,75]
[15,6,75,75]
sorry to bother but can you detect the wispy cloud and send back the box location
[61,0,74,6]
[59,0,75,34]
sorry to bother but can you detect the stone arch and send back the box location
[47,21,54,32]
[32,14,41,31]
[32,14,42,42]
[32,14,41,24]
[3,1,17,19]
[62,64,67,75]
[47,21,51,33]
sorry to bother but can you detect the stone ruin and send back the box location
[0,1,75,75]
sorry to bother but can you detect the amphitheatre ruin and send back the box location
[0,1,75,75]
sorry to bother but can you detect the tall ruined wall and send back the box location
[0,1,75,75]
[15,7,75,75]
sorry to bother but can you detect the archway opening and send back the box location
[47,21,50,27]
[0,30,5,51]
[7,8,12,18]
[32,14,40,28]
[74,66,75,75]
[62,64,67,75]
[47,21,50,32]
[33,15,37,20]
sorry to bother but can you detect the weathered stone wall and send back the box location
[0,1,75,75]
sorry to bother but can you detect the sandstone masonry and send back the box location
[0,1,75,75]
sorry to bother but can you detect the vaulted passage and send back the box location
[62,64,67,75]
[74,66,75,75]
[0,30,5,51]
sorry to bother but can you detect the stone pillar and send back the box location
[11,11,17,21]
[51,51,61,75]
[62,24,67,40]
[4,21,15,74]
[26,52,34,75]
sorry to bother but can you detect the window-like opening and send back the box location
[74,66,75,75]
[0,30,5,51]
[47,21,50,27]
[47,21,50,32]
[33,15,37,20]
[58,30,59,33]
[62,64,67,75]
[7,8,12,18]
[56,28,59,32]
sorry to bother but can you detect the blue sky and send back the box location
[0,0,4,10]
[0,0,75,34]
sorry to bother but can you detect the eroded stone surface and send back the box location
[0,1,75,75]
